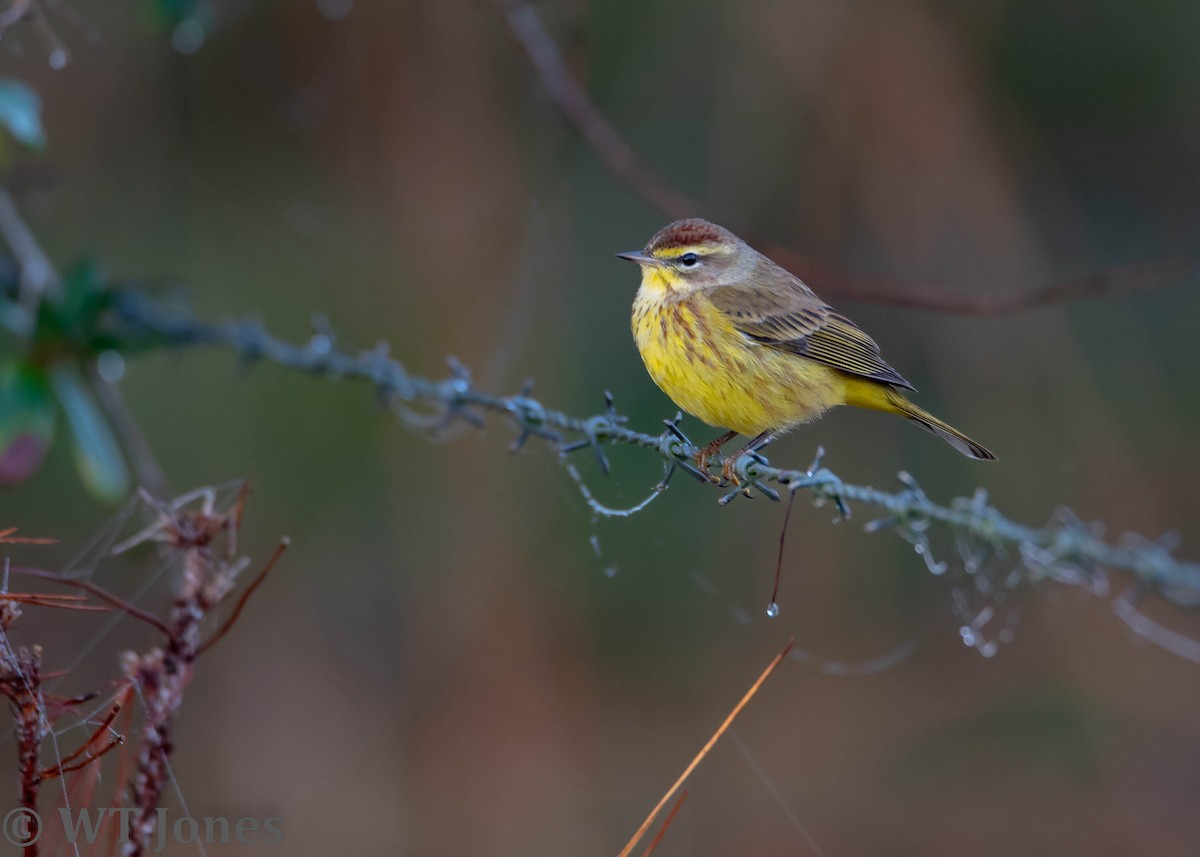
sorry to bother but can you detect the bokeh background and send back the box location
[4,0,1200,853]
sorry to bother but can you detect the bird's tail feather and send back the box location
[843,379,996,461]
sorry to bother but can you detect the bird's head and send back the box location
[618,219,751,294]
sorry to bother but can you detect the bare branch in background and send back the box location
[0,0,73,67]
[498,0,1196,316]
[0,185,60,304]
[0,0,32,33]
[760,249,1197,316]
[498,0,696,220]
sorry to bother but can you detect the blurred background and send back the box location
[3,0,1200,853]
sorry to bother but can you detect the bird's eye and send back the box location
[679,252,700,268]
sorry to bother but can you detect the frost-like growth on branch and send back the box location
[74,291,1200,661]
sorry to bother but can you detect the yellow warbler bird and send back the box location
[619,219,995,479]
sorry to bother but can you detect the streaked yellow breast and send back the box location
[631,286,844,437]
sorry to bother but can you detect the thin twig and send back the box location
[87,364,172,499]
[38,733,121,778]
[38,703,123,779]
[8,565,173,637]
[498,0,1196,316]
[0,186,60,329]
[0,592,108,612]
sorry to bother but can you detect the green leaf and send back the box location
[0,360,56,486]
[0,80,45,150]
[49,363,130,503]
[58,258,110,330]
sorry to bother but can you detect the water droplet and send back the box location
[588,535,601,557]
[980,642,998,658]
[765,601,780,618]
[309,333,332,355]
[914,543,925,554]
[48,48,69,70]
[998,628,1014,643]
[959,626,976,646]
[318,0,355,19]
[603,565,618,578]
[96,350,126,383]
[172,19,207,55]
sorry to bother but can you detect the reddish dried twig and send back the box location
[618,637,795,857]
[0,625,126,857]
[0,643,46,835]
[197,536,289,655]
[115,486,284,856]
[1,486,283,857]
[8,565,173,637]
[39,703,124,780]
[499,0,1195,316]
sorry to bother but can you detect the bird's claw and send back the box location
[694,448,724,484]
[714,450,780,505]
[720,453,743,487]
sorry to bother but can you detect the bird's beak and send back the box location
[616,251,661,266]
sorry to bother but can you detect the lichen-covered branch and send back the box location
[107,289,1200,634]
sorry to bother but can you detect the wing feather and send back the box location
[709,262,915,391]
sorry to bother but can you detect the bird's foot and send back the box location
[720,450,749,488]
[694,431,738,484]
[720,432,776,491]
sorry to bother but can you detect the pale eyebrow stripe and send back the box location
[655,246,710,260]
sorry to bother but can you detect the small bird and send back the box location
[619,219,995,480]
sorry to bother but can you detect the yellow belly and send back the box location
[631,291,844,437]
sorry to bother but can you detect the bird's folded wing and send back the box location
[709,284,916,391]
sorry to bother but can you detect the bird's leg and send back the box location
[721,431,775,487]
[695,430,738,482]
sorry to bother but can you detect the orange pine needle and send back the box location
[0,592,109,612]
[641,791,688,857]
[618,637,795,857]
[0,527,58,545]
